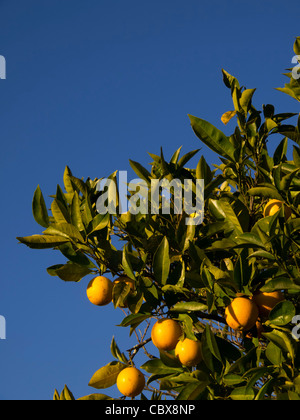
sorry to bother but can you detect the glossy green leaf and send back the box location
[48,262,93,282]
[171,301,208,313]
[32,185,49,228]
[248,187,283,201]
[129,160,152,185]
[71,191,85,232]
[43,223,84,243]
[89,362,126,390]
[261,278,300,292]
[121,245,136,281]
[17,234,69,249]
[153,237,170,286]
[230,386,255,401]
[51,199,70,224]
[141,359,182,375]
[189,115,236,161]
[268,300,296,326]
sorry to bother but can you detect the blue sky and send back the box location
[0,0,299,400]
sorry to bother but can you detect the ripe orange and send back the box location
[252,291,285,318]
[225,297,259,332]
[116,367,145,398]
[263,199,292,219]
[175,338,202,367]
[86,276,113,306]
[151,319,182,351]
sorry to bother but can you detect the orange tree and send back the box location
[17,38,300,401]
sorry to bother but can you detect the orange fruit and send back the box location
[252,291,285,318]
[263,199,292,220]
[175,338,202,367]
[225,297,259,332]
[151,319,182,351]
[86,276,113,306]
[116,367,145,398]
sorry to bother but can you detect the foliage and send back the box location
[18,38,300,401]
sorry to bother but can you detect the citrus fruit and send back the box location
[225,297,259,332]
[116,367,145,398]
[151,319,182,351]
[263,199,292,219]
[175,338,202,367]
[252,291,285,318]
[86,276,113,306]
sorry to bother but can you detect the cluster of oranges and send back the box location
[85,199,290,398]
[114,318,203,398]
[225,291,284,334]
[151,319,202,367]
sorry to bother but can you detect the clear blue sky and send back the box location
[0,0,299,400]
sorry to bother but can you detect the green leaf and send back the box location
[240,89,256,113]
[268,301,296,327]
[177,149,200,168]
[170,146,183,164]
[293,146,300,168]
[153,237,170,286]
[248,187,283,201]
[170,301,208,313]
[78,394,113,401]
[112,281,131,308]
[129,160,152,185]
[53,389,60,400]
[261,278,300,292]
[110,337,128,363]
[88,362,126,390]
[141,359,182,375]
[62,385,75,401]
[43,223,84,243]
[32,185,50,228]
[63,166,75,194]
[234,233,266,250]
[222,69,240,90]
[121,245,136,281]
[196,156,213,184]
[230,386,255,401]
[48,262,93,282]
[294,37,300,55]
[188,115,236,161]
[118,313,151,330]
[87,213,110,235]
[51,199,70,223]
[255,378,276,400]
[263,330,295,363]
[233,249,251,291]
[17,234,69,249]
[71,191,85,232]
[273,137,288,165]
[279,168,300,191]
[223,374,245,386]
[58,242,95,267]
[176,382,209,401]
[203,324,223,364]
[248,250,276,261]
